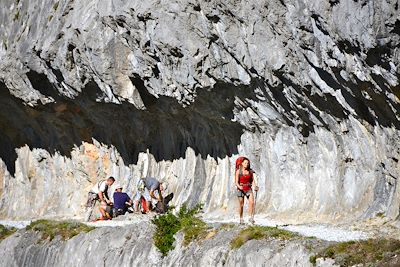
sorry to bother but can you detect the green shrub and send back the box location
[26,220,94,241]
[177,204,209,246]
[0,224,16,240]
[152,204,208,256]
[230,225,298,249]
[311,238,400,266]
[152,212,181,256]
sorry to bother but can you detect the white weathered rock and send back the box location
[0,0,399,225]
[0,223,320,267]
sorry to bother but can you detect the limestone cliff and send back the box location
[0,0,399,223]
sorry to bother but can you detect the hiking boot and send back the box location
[249,218,255,225]
[239,218,244,225]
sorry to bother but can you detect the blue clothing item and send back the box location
[143,177,160,191]
[113,192,131,210]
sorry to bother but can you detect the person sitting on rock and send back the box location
[85,176,115,221]
[112,184,133,217]
[134,177,168,213]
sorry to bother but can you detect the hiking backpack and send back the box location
[235,156,254,177]
[235,156,246,171]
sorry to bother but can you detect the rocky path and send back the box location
[0,214,373,242]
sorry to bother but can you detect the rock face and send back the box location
[0,0,399,222]
[0,224,316,267]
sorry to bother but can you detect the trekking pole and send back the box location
[252,190,258,223]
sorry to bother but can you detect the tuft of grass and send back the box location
[53,1,59,10]
[48,15,53,22]
[152,204,209,257]
[220,223,235,230]
[376,212,385,218]
[309,255,317,264]
[0,224,16,240]
[230,225,298,249]
[26,220,94,241]
[310,238,400,266]
[13,11,20,21]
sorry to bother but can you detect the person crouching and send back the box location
[85,176,115,221]
[112,184,133,217]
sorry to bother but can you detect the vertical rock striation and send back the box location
[0,0,399,222]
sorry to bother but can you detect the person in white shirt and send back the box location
[84,177,115,221]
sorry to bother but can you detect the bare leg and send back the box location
[134,200,139,212]
[238,197,244,223]
[248,192,255,223]
[99,201,107,218]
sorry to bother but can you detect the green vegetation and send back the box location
[26,220,94,241]
[376,212,385,218]
[152,204,209,256]
[219,223,235,230]
[178,204,209,246]
[13,11,20,21]
[48,15,53,22]
[152,211,181,256]
[0,224,16,240]
[53,1,59,10]
[230,225,299,249]
[310,238,400,266]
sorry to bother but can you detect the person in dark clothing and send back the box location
[112,184,133,217]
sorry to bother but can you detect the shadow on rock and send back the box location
[0,72,257,175]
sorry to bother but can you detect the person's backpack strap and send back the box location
[137,178,145,192]
[97,179,107,192]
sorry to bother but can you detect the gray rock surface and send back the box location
[0,223,324,267]
[0,0,399,225]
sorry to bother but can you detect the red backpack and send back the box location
[235,156,246,171]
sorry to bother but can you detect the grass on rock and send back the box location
[310,238,400,266]
[152,204,209,256]
[0,224,16,240]
[26,220,94,241]
[230,225,299,249]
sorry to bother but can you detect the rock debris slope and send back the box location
[0,0,399,222]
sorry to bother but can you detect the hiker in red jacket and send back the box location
[235,157,259,224]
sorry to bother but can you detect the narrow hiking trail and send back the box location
[1,214,372,242]
[205,216,370,242]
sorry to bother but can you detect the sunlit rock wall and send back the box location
[0,0,399,222]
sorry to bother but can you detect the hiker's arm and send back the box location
[252,172,259,191]
[100,191,111,204]
[98,191,105,202]
[235,170,243,190]
[149,189,158,201]
[157,188,163,202]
